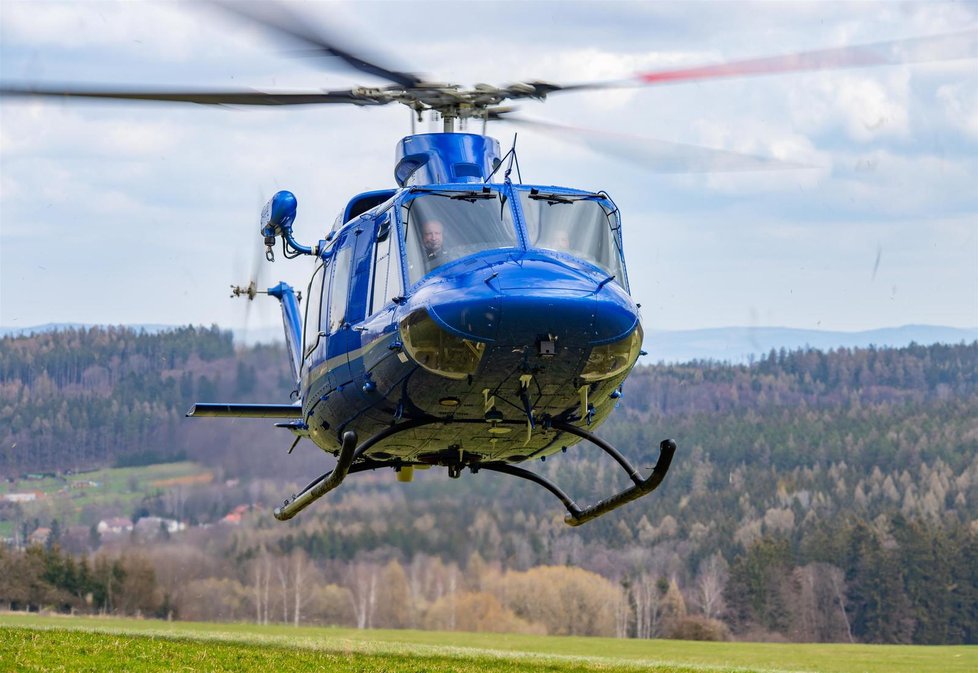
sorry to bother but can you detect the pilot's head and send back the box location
[422,219,444,256]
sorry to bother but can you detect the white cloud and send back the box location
[1,0,976,330]
[787,70,911,142]
[937,82,978,139]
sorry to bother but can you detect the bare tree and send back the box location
[277,563,290,624]
[631,574,665,639]
[374,559,412,629]
[829,566,854,644]
[250,547,273,625]
[692,553,728,620]
[788,563,853,643]
[292,550,315,627]
[347,561,378,629]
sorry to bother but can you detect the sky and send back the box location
[1,0,976,335]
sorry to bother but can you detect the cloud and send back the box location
[937,81,978,139]
[1,0,975,331]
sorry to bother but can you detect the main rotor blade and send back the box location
[0,84,386,107]
[556,30,978,93]
[210,1,423,89]
[498,115,810,173]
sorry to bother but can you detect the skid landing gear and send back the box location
[273,418,676,525]
[480,421,676,526]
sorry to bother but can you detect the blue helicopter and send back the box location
[213,133,669,526]
[4,4,973,524]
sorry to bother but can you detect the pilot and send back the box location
[422,219,449,262]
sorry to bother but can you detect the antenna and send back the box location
[504,133,521,183]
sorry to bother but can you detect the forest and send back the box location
[1,327,976,644]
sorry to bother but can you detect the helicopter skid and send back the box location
[272,416,676,525]
[274,429,359,521]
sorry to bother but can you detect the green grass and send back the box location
[0,462,210,526]
[1,614,974,673]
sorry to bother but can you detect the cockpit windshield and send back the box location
[519,190,626,286]
[403,191,517,284]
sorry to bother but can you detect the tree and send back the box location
[116,553,162,616]
[491,566,621,637]
[179,578,250,622]
[374,559,412,629]
[692,553,728,620]
[249,548,274,625]
[423,591,544,634]
[347,561,378,630]
[629,573,666,639]
[845,523,914,643]
[787,563,851,642]
[727,537,792,636]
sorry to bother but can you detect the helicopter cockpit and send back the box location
[400,186,626,287]
[518,190,626,288]
[402,191,517,283]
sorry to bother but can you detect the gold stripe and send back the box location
[302,334,391,389]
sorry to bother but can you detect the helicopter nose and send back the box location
[427,255,638,347]
[496,285,637,347]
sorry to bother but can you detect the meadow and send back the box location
[1,614,974,673]
[0,462,210,538]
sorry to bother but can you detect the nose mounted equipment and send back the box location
[261,190,319,261]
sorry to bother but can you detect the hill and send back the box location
[645,325,978,363]
[3,322,975,360]
[1,327,976,644]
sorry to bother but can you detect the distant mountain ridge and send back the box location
[2,322,975,364]
[645,324,977,364]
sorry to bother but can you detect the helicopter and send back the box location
[2,4,975,525]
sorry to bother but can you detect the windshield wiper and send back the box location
[409,187,497,202]
[451,191,496,202]
[528,188,599,205]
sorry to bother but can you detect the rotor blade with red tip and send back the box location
[557,31,978,93]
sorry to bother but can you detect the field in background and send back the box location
[0,461,211,537]
[1,614,974,673]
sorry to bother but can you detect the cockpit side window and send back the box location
[302,261,326,365]
[326,240,354,334]
[519,192,626,288]
[402,192,517,285]
[369,213,403,315]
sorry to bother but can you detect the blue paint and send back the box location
[260,190,297,236]
[204,133,647,479]
[267,281,302,383]
[394,134,502,186]
[261,190,316,256]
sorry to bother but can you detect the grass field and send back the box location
[0,462,211,536]
[1,614,974,673]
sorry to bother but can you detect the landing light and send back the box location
[400,310,486,380]
[581,326,644,382]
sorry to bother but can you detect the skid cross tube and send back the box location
[485,423,677,526]
[563,437,676,526]
[273,416,445,520]
[272,416,674,524]
[477,463,581,513]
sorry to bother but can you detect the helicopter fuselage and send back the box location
[296,177,641,469]
[189,132,671,524]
